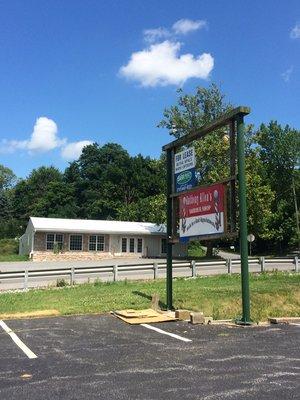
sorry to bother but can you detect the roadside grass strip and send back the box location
[141,323,192,342]
[0,320,37,359]
[0,272,299,322]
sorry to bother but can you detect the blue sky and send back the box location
[0,0,299,178]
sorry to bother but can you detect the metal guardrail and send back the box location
[0,256,298,290]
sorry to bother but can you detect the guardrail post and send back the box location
[153,262,158,279]
[227,259,232,274]
[24,269,28,290]
[294,256,299,273]
[191,260,196,277]
[70,267,75,285]
[113,265,118,282]
[260,256,265,273]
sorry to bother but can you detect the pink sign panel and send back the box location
[179,183,226,238]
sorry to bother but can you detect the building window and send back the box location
[121,237,143,253]
[137,238,143,253]
[46,233,63,251]
[69,235,83,251]
[89,235,105,252]
[129,238,135,253]
[161,238,167,254]
[121,238,127,252]
[46,234,54,250]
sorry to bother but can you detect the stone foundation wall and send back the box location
[32,251,141,262]
[32,251,111,262]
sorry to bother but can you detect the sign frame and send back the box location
[162,106,252,325]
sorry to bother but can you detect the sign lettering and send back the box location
[174,147,195,174]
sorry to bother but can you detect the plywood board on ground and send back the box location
[112,309,177,325]
[114,309,160,318]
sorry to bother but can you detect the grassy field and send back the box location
[0,238,28,262]
[0,272,299,322]
[0,254,28,262]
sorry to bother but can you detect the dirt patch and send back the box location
[0,309,60,319]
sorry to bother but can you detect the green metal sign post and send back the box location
[166,149,173,310]
[236,114,251,324]
[163,106,252,324]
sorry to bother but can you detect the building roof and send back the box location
[29,217,166,236]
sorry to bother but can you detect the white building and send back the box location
[19,217,187,262]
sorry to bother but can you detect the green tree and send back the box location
[245,152,274,241]
[255,121,300,251]
[0,165,20,239]
[13,166,63,223]
[157,84,299,255]
[117,194,166,224]
[0,165,16,190]
[65,143,165,221]
[158,83,231,138]
[158,84,233,255]
[32,181,79,218]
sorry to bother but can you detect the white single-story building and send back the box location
[19,217,187,262]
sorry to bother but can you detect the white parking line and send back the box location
[0,320,37,359]
[141,323,192,342]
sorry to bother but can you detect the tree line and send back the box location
[0,84,299,255]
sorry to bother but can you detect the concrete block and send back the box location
[151,293,160,310]
[269,317,300,324]
[175,309,191,321]
[190,312,205,325]
[204,316,213,325]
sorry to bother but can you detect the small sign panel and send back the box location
[179,183,226,239]
[175,168,196,192]
[247,234,255,242]
[175,147,195,174]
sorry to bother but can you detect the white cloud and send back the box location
[143,19,207,43]
[28,117,65,152]
[290,23,300,39]
[0,117,92,161]
[0,117,66,154]
[119,40,214,87]
[0,139,27,153]
[281,66,293,82]
[61,140,92,161]
[143,27,171,43]
[172,19,207,35]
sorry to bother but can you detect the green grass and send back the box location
[0,238,28,261]
[188,241,206,258]
[0,254,29,262]
[0,272,299,322]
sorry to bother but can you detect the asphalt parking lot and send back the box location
[0,315,299,399]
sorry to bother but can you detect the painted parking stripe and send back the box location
[0,320,37,359]
[141,323,192,342]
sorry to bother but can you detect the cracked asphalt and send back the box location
[0,314,299,399]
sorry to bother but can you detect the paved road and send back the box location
[0,257,296,291]
[0,257,163,271]
[0,314,299,399]
[218,249,241,259]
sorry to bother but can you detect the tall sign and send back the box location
[163,106,251,324]
[179,183,226,239]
